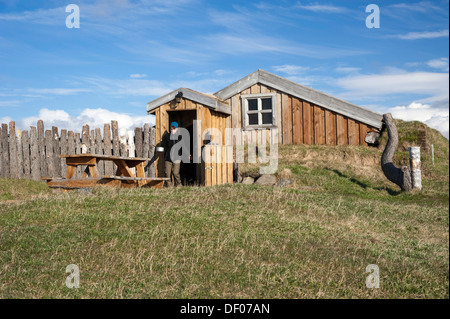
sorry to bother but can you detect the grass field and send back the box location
[0,121,448,298]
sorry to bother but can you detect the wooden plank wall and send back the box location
[201,145,233,187]
[228,83,378,146]
[0,120,156,180]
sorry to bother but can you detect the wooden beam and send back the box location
[303,101,313,144]
[336,114,348,145]
[325,110,336,145]
[292,98,303,144]
[314,106,325,145]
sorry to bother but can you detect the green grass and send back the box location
[0,121,448,299]
[0,178,51,201]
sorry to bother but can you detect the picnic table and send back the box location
[45,154,169,190]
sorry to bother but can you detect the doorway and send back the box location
[167,110,198,185]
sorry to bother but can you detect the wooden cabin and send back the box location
[147,69,383,186]
[147,88,233,186]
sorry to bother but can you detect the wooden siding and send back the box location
[227,83,379,146]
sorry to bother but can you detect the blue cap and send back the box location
[170,122,178,128]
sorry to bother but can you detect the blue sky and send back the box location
[0,0,449,137]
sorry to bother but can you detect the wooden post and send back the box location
[17,129,24,179]
[127,130,136,176]
[409,146,422,190]
[143,124,150,177]
[1,124,7,178]
[37,120,46,177]
[8,122,18,178]
[112,121,120,156]
[45,130,55,177]
[1,124,9,178]
[52,126,61,178]
[21,130,31,179]
[149,127,156,177]
[75,132,82,178]
[60,129,68,178]
[67,130,75,178]
[112,120,120,174]
[135,127,143,177]
[104,123,113,175]
[95,127,104,176]
[81,124,89,154]
[89,129,95,154]
[30,127,40,181]
[135,127,143,157]
[99,127,105,176]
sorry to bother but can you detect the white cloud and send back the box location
[425,115,449,139]
[214,69,232,76]
[0,100,22,107]
[282,75,331,86]
[0,6,65,25]
[427,58,449,71]
[17,108,154,134]
[395,29,449,40]
[0,116,13,124]
[295,3,347,13]
[130,73,147,79]
[79,76,173,96]
[389,102,449,138]
[336,69,449,137]
[273,65,309,75]
[202,34,368,59]
[389,2,443,13]
[335,67,361,74]
[336,71,449,100]
[27,88,91,95]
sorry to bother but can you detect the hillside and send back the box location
[0,120,448,299]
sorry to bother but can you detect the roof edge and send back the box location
[214,69,383,129]
[147,88,231,115]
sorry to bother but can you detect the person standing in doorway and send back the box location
[161,122,190,187]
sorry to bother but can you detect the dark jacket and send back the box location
[161,130,183,162]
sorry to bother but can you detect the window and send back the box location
[241,93,277,129]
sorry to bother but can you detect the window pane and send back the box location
[262,112,273,124]
[248,99,258,111]
[261,98,272,110]
[248,113,258,125]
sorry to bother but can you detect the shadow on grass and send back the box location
[325,168,401,196]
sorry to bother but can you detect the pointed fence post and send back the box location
[409,146,422,190]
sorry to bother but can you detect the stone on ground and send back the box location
[254,174,277,186]
[241,176,255,184]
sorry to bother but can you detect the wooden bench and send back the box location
[45,154,169,190]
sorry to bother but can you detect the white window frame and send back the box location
[240,93,277,130]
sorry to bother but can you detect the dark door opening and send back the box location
[168,110,198,186]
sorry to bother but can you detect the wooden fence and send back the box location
[0,120,157,180]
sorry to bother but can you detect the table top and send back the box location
[59,154,150,162]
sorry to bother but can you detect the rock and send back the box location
[276,179,295,187]
[365,131,380,145]
[241,176,255,184]
[254,174,277,186]
[278,168,292,179]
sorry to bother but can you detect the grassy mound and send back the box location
[0,120,448,299]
